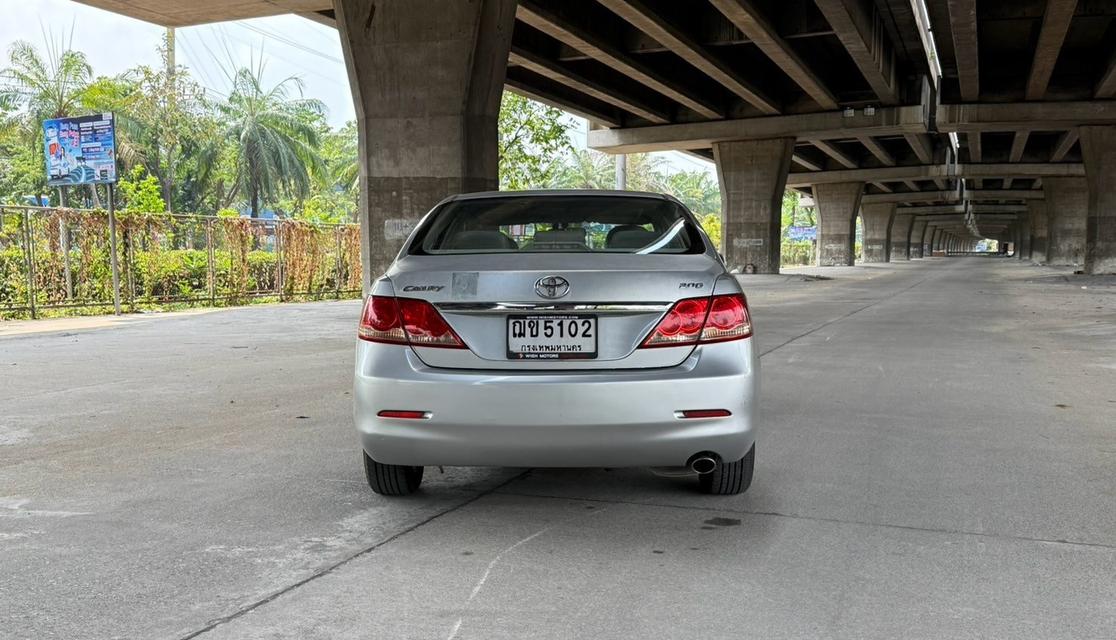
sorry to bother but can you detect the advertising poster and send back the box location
[43,113,117,186]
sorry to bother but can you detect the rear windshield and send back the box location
[411,195,706,255]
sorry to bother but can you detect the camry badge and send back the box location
[535,276,570,299]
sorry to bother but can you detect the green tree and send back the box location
[2,37,92,122]
[667,170,720,217]
[117,165,166,212]
[219,64,325,217]
[498,92,571,190]
[548,148,614,189]
[1,36,93,201]
[625,153,669,192]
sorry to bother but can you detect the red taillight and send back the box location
[359,296,466,349]
[377,410,430,420]
[640,293,752,348]
[701,294,752,343]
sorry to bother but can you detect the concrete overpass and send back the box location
[75,0,1116,277]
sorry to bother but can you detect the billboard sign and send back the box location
[43,113,117,186]
[786,226,817,241]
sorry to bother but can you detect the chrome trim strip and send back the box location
[435,302,670,314]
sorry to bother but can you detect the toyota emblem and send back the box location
[535,276,570,299]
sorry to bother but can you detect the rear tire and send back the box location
[697,444,754,495]
[363,451,423,496]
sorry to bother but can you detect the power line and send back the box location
[234,23,344,65]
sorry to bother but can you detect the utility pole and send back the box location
[164,27,176,212]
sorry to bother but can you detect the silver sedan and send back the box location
[354,191,758,495]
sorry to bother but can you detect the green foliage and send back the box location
[498,93,571,190]
[219,63,326,217]
[117,166,166,213]
[700,213,722,251]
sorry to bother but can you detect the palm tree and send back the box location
[2,37,92,122]
[2,35,94,204]
[549,149,614,189]
[219,64,325,217]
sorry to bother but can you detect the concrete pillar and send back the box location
[919,223,937,255]
[713,139,795,274]
[910,219,928,258]
[890,213,913,260]
[1043,177,1087,266]
[860,202,895,262]
[1017,214,1032,260]
[336,0,517,288]
[1079,126,1116,274]
[1029,200,1048,263]
[814,182,863,266]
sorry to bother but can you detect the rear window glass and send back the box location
[411,195,705,255]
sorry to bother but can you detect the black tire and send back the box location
[698,444,754,495]
[363,451,423,496]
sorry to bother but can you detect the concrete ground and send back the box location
[2,257,1115,639]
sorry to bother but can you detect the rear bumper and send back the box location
[353,340,758,468]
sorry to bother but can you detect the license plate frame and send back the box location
[506,314,598,360]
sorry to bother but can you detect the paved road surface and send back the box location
[2,257,1115,639]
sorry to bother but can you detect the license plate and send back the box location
[507,314,597,360]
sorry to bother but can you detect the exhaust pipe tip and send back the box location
[688,453,718,475]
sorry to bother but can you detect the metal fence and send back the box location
[0,206,362,319]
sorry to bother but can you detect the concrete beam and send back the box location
[813,0,898,104]
[788,162,1083,188]
[1095,48,1116,98]
[589,103,927,154]
[871,182,894,193]
[1051,130,1079,162]
[1025,0,1078,101]
[958,163,1085,178]
[947,0,980,101]
[597,0,778,115]
[938,102,1116,133]
[792,154,823,171]
[298,10,336,27]
[898,204,1026,215]
[862,190,959,204]
[786,164,944,187]
[508,47,670,124]
[1009,132,1030,162]
[504,79,622,128]
[966,189,1045,201]
[904,133,934,164]
[859,136,896,166]
[708,0,839,110]
[516,2,723,118]
[811,140,858,169]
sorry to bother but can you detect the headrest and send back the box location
[444,230,518,250]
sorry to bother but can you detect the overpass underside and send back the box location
[75,0,1116,279]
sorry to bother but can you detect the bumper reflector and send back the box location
[676,409,732,419]
[377,410,431,420]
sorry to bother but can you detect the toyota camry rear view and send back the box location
[354,191,758,495]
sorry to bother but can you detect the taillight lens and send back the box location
[640,294,752,348]
[701,294,752,343]
[359,296,466,349]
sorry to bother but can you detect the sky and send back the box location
[2,0,713,175]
